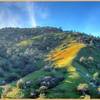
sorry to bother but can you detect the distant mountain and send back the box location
[0,27,100,99]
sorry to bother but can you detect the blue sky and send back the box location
[0,2,100,36]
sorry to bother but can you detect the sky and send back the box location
[0,2,100,36]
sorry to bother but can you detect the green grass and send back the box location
[17,35,43,47]
[5,67,66,98]
[12,44,100,98]
[46,63,87,98]
[46,45,100,98]
[1,32,100,99]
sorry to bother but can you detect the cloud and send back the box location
[0,2,49,28]
[0,2,37,28]
[0,5,21,28]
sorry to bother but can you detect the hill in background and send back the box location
[0,27,100,99]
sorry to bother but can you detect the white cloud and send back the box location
[0,2,49,28]
[0,7,21,28]
[0,2,37,28]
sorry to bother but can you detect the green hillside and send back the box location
[0,27,100,99]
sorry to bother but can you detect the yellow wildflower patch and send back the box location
[47,42,85,71]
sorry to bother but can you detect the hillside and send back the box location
[0,27,100,99]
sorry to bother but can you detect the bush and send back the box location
[87,56,94,63]
[39,93,46,98]
[36,86,48,98]
[17,79,24,89]
[30,89,39,98]
[79,56,86,63]
[93,72,99,80]
[97,87,100,94]
[39,86,48,94]
[77,83,89,95]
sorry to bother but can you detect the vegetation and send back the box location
[0,26,100,99]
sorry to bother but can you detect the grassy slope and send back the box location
[8,41,86,98]
[5,69,66,98]
[17,35,43,47]
[46,42,86,98]
[2,33,100,98]
[46,43,100,98]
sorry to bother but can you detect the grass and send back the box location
[9,42,86,98]
[2,35,100,98]
[4,67,66,98]
[6,88,23,99]
[46,42,86,98]
[46,42,100,98]
[17,35,43,47]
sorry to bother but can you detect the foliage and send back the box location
[0,27,99,99]
[77,83,89,92]
[16,79,25,89]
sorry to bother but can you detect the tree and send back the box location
[93,72,99,80]
[89,40,94,47]
[38,86,48,98]
[87,56,94,63]
[79,56,86,63]
[17,79,24,89]
[39,86,48,94]
[77,83,89,95]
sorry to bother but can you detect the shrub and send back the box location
[77,83,89,95]
[93,72,99,80]
[88,56,94,63]
[17,79,24,89]
[39,93,46,98]
[39,86,48,94]
[79,56,86,63]
[30,89,39,98]
[43,65,52,72]
[97,87,100,94]
[84,95,91,99]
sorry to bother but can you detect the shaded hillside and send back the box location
[0,27,100,99]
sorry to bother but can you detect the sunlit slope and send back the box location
[46,40,100,98]
[0,27,100,99]
[47,42,85,71]
[46,42,86,98]
[17,35,43,47]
